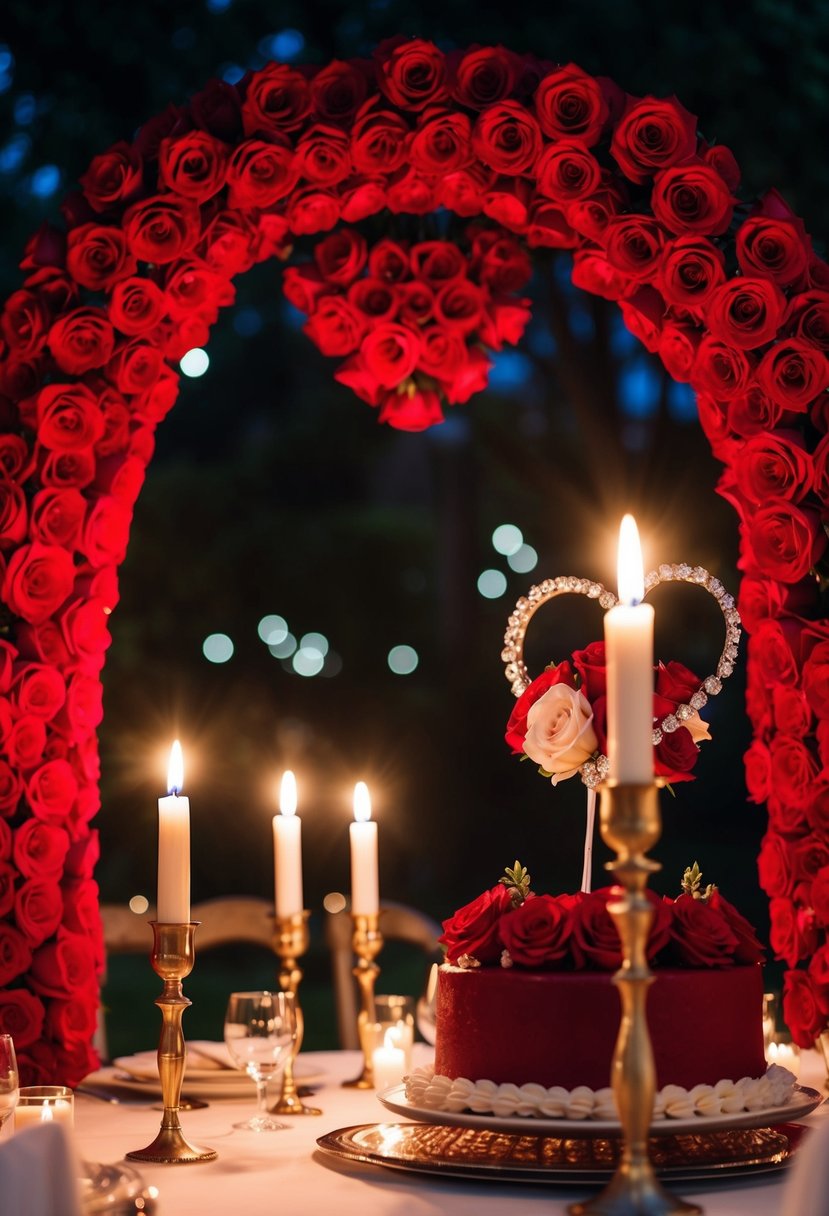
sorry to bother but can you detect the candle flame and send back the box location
[41,1101,53,1123]
[617,514,645,606]
[280,770,297,817]
[384,1028,397,1051]
[167,740,184,796]
[353,781,371,823]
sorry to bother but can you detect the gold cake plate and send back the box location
[317,1120,809,1186]
[377,1083,823,1137]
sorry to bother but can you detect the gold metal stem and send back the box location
[569,783,700,1216]
[126,922,217,1164]
[342,912,383,1089]
[271,910,321,1116]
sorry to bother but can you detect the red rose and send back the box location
[360,323,420,388]
[0,926,32,986]
[803,641,829,719]
[744,740,771,803]
[705,278,786,350]
[47,308,115,375]
[368,240,410,284]
[770,737,819,807]
[526,199,579,249]
[417,327,466,380]
[57,597,112,660]
[334,354,383,406]
[30,928,98,997]
[651,163,734,236]
[242,63,311,135]
[658,324,699,382]
[737,215,810,290]
[533,63,609,146]
[571,249,628,301]
[1,289,50,357]
[351,103,410,175]
[786,290,829,351]
[226,139,298,209]
[471,102,542,176]
[471,232,531,293]
[619,287,665,352]
[0,481,27,549]
[746,499,826,583]
[773,685,813,737]
[81,495,132,568]
[499,893,574,967]
[791,838,829,888]
[15,878,63,947]
[654,726,700,783]
[108,277,167,336]
[536,141,601,204]
[348,279,398,322]
[0,987,44,1048]
[158,131,229,202]
[314,230,367,285]
[566,175,628,243]
[375,37,449,112]
[45,996,97,1049]
[2,542,75,626]
[657,235,726,307]
[758,832,793,898]
[408,241,465,288]
[728,386,783,438]
[304,297,365,356]
[78,141,143,213]
[610,95,697,182]
[123,195,200,264]
[39,449,96,490]
[670,893,739,966]
[0,761,22,816]
[309,60,369,125]
[604,215,665,281]
[734,431,813,505]
[569,641,606,703]
[703,143,741,192]
[65,225,135,293]
[572,887,672,969]
[377,386,445,431]
[282,266,329,314]
[12,819,69,879]
[756,339,829,412]
[296,124,351,188]
[783,969,828,1048]
[478,297,532,349]
[771,898,817,969]
[438,882,513,964]
[189,78,242,142]
[398,282,434,327]
[410,109,472,176]
[440,346,492,405]
[692,336,753,399]
[26,759,79,824]
[505,660,575,753]
[36,384,104,453]
[286,188,341,236]
[434,281,483,335]
[450,46,519,109]
[440,166,493,216]
[7,716,47,771]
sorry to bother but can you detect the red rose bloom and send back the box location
[417,327,466,380]
[451,46,520,109]
[758,832,793,898]
[439,882,513,964]
[410,109,472,176]
[30,928,98,997]
[0,481,27,549]
[377,386,444,431]
[756,339,829,412]
[295,124,351,186]
[705,278,786,350]
[733,431,813,504]
[123,195,200,264]
[536,141,602,204]
[534,63,609,146]
[360,323,420,388]
[658,235,726,307]
[108,277,166,336]
[2,543,75,626]
[309,60,369,125]
[803,641,829,719]
[242,63,311,135]
[26,759,79,824]
[728,387,783,439]
[15,878,63,947]
[471,102,542,176]
[81,495,132,568]
[158,131,229,202]
[78,141,143,213]
[746,499,826,584]
[604,215,665,281]
[669,893,739,966]
[65,225,135,292]
[651,163,734,236]
[282,266,329,314]
[47,308,115,375]
[348,279,398,322]
[786,289,829,351]
[7,716,47,772]
[499,893,574,967]
[771,898,816,969]
[737,215,810,289]
[0,926,32,986]
[572,887,672,970]
[227,139,298,209]
[434,281,483,335]
[286,188,341,236]
[12,819,69,879]
[659,324,699,382]
[692,336,753,399]
[37,384,104,453]
[744,740,771,804]
[0,987,45,1048]
[610,95,697,182]
[314,230,367,285]
[375,37,449,112]
[2,290,50,358]
[0,761,23,816]
[351,103,410,176]
[783,969,829,1049]
[441,346,492,405]
[304,297,365,357]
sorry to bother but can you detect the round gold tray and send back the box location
[317,1121,807,1186]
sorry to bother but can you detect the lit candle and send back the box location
[767,1040,800,1079]
[14,1095,73,1131]
[273,770,303,918]
[604,515,655,783]
[157,740,190,923]
[372,1028,406,1092]
[350,781,379,916]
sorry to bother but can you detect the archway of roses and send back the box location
[0,38,827,1083]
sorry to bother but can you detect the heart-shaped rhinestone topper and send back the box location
[502,565,742,788]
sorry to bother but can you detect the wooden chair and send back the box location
[97,895,276,1058]
[325,900,444,1049]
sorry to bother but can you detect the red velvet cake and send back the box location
[434,963,767,1091]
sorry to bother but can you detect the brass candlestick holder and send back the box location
[271,910,321,1116]
[569,783,700,1216]
[126,922,217,1165]
[342,911,383,1089]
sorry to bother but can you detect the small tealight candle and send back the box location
[14,1086,74,1131]
[767,1040,800,1079]
[372,1028,406,1093]
[384,1021,414,1071]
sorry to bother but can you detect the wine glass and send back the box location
[0,1035,19,1132]
[223,991,297,1131]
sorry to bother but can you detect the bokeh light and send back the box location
[387,645,418,675]
[477,570,508,599]
[293,647,325,677]
[258,614,288,644]
[268,632,297,659]
[508,543,539,573]
[492,524,523,556]
[180,348,210,378]
[202,633,234,663]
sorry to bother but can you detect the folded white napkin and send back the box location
[781,1115,829,1216]
[0,1121,83,1216]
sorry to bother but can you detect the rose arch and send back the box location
[1,38,828,1082]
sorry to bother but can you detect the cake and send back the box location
[406,863,796,1122]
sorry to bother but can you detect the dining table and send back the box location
[69,1044,828,1215]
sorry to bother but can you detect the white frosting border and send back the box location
[404,1063,797,1121]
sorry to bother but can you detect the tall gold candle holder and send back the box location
[126,922,217,1165]
[342,911,383,1089]
[271,910,321,1116]
[569,784,700,1216]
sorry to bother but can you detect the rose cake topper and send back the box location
[502,564,742,890]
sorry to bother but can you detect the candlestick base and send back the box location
[126,922,217,1165]
[342,912,383,1089]
[270,911,322,1117]
[567,784,699,1216]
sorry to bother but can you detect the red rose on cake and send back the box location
[438,881,513,965]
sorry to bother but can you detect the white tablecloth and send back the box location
[71,1047,828,1216]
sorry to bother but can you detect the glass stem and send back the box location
[255,1075,269,1116]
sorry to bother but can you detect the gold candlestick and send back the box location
[270,910,321,1116]
[342,911,383,1088]
[569,784,699,1216]
[126,922,217,1164]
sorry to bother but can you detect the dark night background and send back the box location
[1,0,827,1049]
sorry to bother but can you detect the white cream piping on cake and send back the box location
[404,1063,797,1120]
